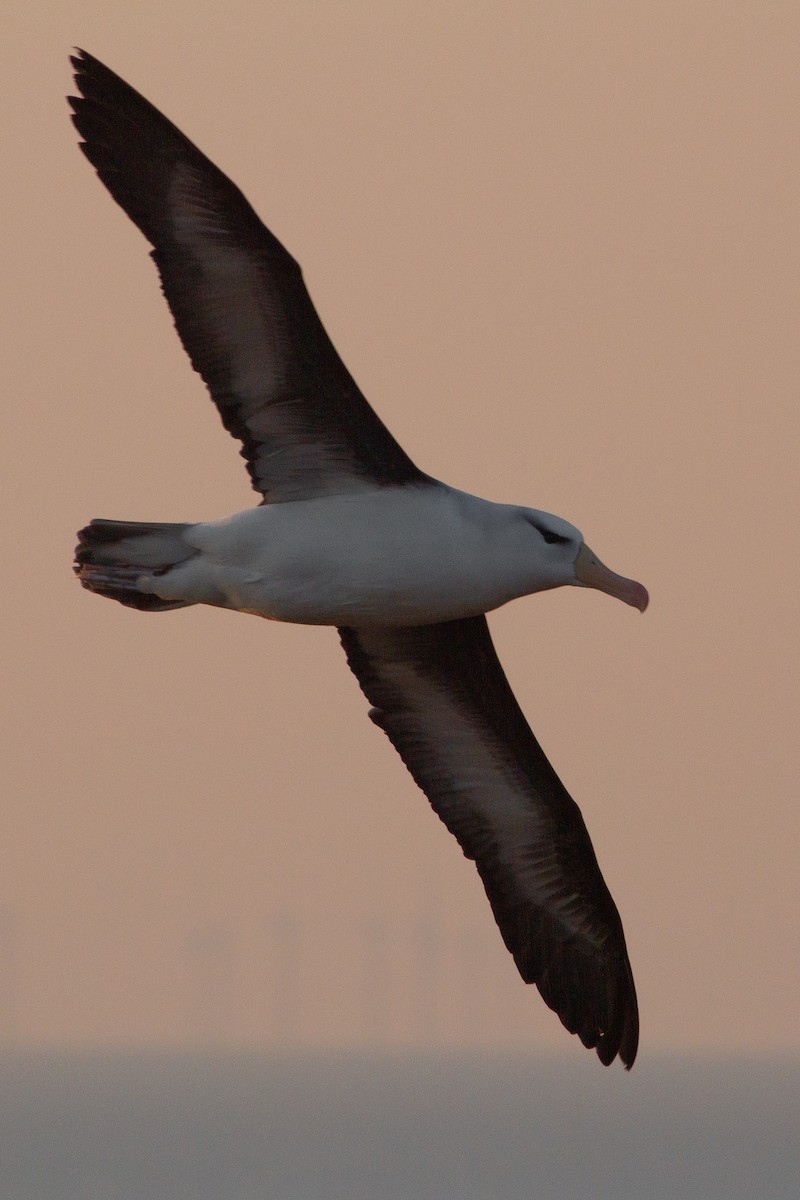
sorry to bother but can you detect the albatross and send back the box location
[70,49,648,1068]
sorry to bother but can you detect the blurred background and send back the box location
[0,3,798,1194]
[3,0,798,1060]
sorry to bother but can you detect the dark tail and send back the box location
[74,519,197,611]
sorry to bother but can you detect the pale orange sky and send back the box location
[1,2,798,1060]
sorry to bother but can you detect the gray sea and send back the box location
[0,1051,796,1199]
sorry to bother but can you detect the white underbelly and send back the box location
[234,561,502,627]
[171,486,527,627]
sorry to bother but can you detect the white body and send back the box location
[145,485,582,627]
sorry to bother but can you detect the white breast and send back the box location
[178,485,544,627]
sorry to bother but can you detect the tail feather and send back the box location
[75,518,197,612]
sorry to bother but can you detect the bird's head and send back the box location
[520,509,649,612]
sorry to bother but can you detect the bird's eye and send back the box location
[540,529,570,545]
[528,517,571,545]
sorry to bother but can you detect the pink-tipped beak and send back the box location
[574,543,649,612]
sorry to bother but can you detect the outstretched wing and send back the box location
[340,617,639,1068]
[69,50,428,502]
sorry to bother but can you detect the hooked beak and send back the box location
[574,543,649,612]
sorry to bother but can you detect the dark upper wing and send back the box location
[340,617,639,1068]
[68,50,428,502]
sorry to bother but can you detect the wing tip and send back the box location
[533,944,639,1068]
[618,1006,640,1071]
[599,972,639,1070]
[591,960,639,1069]
[69,46,99,89]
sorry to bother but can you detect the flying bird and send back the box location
[70,49,647,1068]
